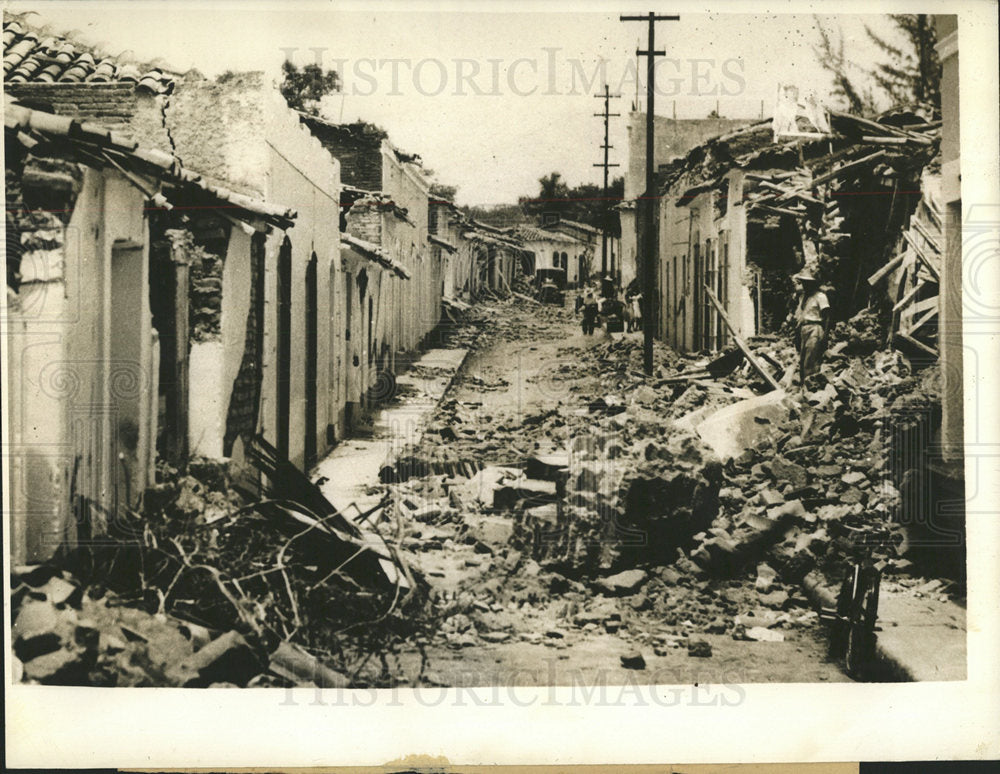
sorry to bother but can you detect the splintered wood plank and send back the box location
[703,284,781,392]
[868,251,907,286]
[906,304,939,335]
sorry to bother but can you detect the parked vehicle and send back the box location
[535,267,566,305]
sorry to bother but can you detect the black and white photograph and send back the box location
[3,0,998,768]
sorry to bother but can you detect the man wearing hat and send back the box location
[793,269,830,385]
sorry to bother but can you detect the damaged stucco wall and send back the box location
[156,74,343,469]
[656,171,752,354]
[262,87,342,467]
[6,162,156,563]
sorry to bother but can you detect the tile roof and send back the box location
[5,98,296,229]
[341,233,411,279]
[512,225,580,244]
[3,19,175,93]
[545,218,601,235]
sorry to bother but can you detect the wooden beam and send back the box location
[755,204,809,219]
[903,230,941,281]
[810,151,886,187]
[911,296,939,316]
[868,251,907,286]
[906,304,939,335]
[895,332,938,358]
[703,285,781,392]
[892,278,927,314]
[778,190,825,207]
[911,218,942,252]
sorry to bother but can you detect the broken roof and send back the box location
[340,233,411,279]
[428,234,458,253]
[661,109,940,202]
[3,18,177,94]
[5,98,296,229]
[544,218,601,236]
[512,225,581,244]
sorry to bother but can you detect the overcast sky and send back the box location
[11,1,912,206]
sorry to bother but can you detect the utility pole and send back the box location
[593,84,620,282]
[621,11,679,375]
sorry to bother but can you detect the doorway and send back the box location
[276,237,292,460]
[305,252,318,466]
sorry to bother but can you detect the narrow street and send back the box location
[357,297,852,686]
[6,9,971,707]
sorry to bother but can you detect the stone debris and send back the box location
[620,651,647,670]
[10,296,956,687]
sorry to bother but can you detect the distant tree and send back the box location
[865,15,941,108]
[429,182,458,203]
[519,172,624,235]
[280,60,341,115]
[813,14,941,116]
[463,203,528,229]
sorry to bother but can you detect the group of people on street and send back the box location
[573,268,830,388]
[576,276,644,337]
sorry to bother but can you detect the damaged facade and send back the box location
[3,20,529,564]
[647,111,942,355]
[4,97,293,561]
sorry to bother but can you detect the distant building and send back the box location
[512,225,586,286]
[620,112,754,290]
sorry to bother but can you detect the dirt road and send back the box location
[385,297,852,687]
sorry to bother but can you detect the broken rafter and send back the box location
[703,285,781,392]
[809,151,886,187]
[868,251,908,286]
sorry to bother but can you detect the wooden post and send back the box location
[621,11,680,375]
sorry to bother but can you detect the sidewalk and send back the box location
[802,570,966,682]
[312,347,469,515]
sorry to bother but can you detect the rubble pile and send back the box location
[385,296,953,664]
[13,456,438,688]
[687,346,944,595]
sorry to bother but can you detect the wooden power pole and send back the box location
[593,84,620,281]
[621,11,679,375]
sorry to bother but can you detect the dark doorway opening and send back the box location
[305,252,319,467]
[276,237,292,461]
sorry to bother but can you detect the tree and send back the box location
[280,60,341,115]
[813,14,941,116]
[429,182,458,203]
[519,172,624,235]
[865,15,941,108]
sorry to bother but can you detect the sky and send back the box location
[9,1,911,206]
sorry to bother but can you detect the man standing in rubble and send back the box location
[793,270,830,386]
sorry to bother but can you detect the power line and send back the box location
[592,84,620,280]
[620,11,680,375]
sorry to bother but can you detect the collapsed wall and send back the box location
[514,425,723,574]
